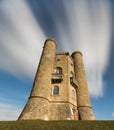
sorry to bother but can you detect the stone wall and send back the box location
[48,53,78,120]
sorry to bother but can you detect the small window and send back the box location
[53,86,59,95]
[56,58,60,61]
[70,71,73,78]
[55,67,62,74]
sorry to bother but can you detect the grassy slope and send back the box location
[0,120,114,130]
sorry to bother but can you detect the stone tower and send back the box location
[18,39,95,120]
[72,52,95,120]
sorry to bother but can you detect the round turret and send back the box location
[72,51,95,120]
[18,39,56,120]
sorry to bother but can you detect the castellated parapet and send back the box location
[18,39,95,120]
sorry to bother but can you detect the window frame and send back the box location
[52,86,59,96]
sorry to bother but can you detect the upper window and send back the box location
[55,67,62,74]
[53,86,59,95]
[70,71,73,78]
[52,67,63,84]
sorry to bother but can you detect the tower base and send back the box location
[18,97,49,120]
[78,106,95,120]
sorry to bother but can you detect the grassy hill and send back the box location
[0,120,114,130]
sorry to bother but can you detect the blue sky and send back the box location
[0,0,114,120]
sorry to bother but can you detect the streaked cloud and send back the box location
[0,0,46,80]
[56,0,112,97]
[0,102,21,121]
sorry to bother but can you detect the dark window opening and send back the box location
[51,79,62,84]
[70,71,73,84]
[56,58,60,61]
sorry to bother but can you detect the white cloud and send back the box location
[0,0,46,80]
[56,0,112,97]
[112,113,114,117]
[0,97,23,121]
[0,102,21,121]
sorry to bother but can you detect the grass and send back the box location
[0,120,114,130]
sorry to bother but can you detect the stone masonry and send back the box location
[18,39,95,120]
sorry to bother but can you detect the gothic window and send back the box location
[52,67,63,84]
[55,67,62,74]
[52,86,59,95]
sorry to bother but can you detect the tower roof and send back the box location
[72,51,82,56]
[44,38,57,47]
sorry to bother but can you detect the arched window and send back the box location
[53,86,59,95]
[55,67,62,74]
